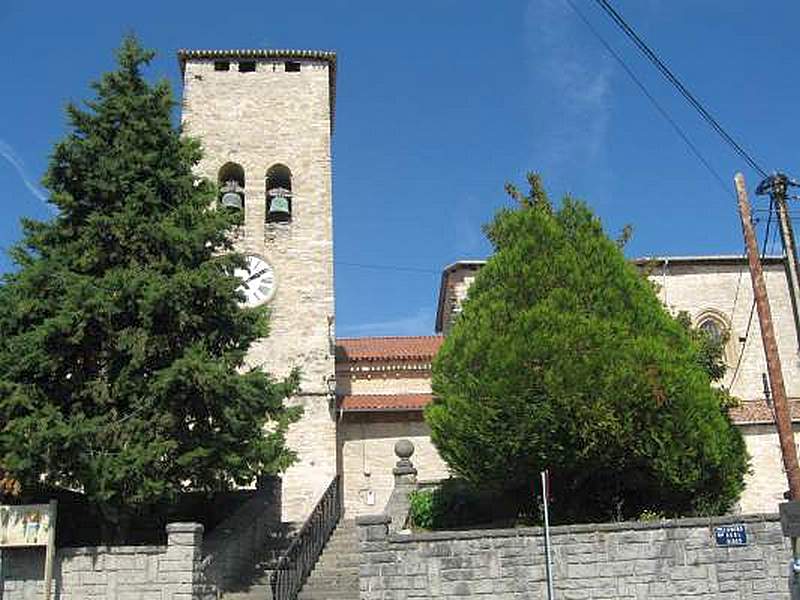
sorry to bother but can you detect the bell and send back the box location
[219,180,244,211]
[268,195,291,222]
[220,191,244,210]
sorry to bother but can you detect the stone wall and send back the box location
[357,513,791,599]
[1,522,205,600]
[181,54,337,522]
[437,263,482,335]
[339,414,450,517]
[439,257,800,401]
[740,424,800,513]
[337,370,433,396]
[649,258,800,400]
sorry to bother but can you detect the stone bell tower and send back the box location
[178,49,337,521]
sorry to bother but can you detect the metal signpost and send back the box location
[541,470,555,600]
[0,500,57,599]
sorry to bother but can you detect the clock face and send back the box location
[235,255,276,307]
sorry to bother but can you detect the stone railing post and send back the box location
[163,522,204,599]
[385,439,418,531]
[355,514,391,543]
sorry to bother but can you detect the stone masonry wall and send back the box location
[357,513,791,599]
[740,424,800,514]
[651,259,800,400]
[441,258,800,401]
[337,372,433,396]
[181,56,336,522]
[1,522,205,600]
[439,267,480,335]
[340,415,450,517]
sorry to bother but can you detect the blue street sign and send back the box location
[714,524,747,546]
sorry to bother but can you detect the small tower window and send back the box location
[218,162,245,213]
[214,61,230,71]
[265,164,292,223]
[238,61,256,73]
[284,61,301,73]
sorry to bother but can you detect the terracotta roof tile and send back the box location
[336,336,443,362]
[339,394,434,412]
[729,400,800,424]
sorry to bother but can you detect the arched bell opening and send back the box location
[265,164,292,223]
[218,162,246,212]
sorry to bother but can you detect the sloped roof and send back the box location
[339,393,434,412]
[336,336,443,363]
[729,400,800,424]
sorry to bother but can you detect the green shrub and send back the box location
[407,479,512,530]
[408,489,436,530]
[637,509,666,522]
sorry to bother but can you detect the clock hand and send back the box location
[245,268,269,283]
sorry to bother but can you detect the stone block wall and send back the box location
[1,522,205,599]
[340,414,450,517]
[357,513,791,599]
[649,259,800,400]
[740,424,800,513]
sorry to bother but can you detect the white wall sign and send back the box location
[0,500,58,599]
[0,503,54,547]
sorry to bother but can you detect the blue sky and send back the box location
[1,1,798,337]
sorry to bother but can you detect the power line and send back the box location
[335,261,440,275]
[592,0,769,179]
[563,0,731,198]
[730,199,774,389]
[564,0,776,391]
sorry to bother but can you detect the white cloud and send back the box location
[0,139,51,207]
[337,306,435,338]
[524,0,614,171]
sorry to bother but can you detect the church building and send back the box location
[178,48,798,524]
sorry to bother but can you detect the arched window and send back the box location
[699,317,725,345]
[695,310,737,368]
[265,164,292,223]
[218,163,245,212]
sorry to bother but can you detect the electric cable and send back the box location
[729,200,774,390]
[564,0,732,198]
[335,261,440,274]
[592,0,769,178]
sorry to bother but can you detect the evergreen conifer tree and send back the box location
[0,37,299,535]
[427,174,748,522]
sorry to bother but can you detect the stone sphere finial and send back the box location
[395,439,415,460]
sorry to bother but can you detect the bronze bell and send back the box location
[220,180,244,211]
[267,187,292,222]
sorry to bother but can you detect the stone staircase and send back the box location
[218,524,297,600]
[219,519,359,600]
[296,519,360,600]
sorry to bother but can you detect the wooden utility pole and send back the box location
[757,173,800,351]
[736,172,800,499]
